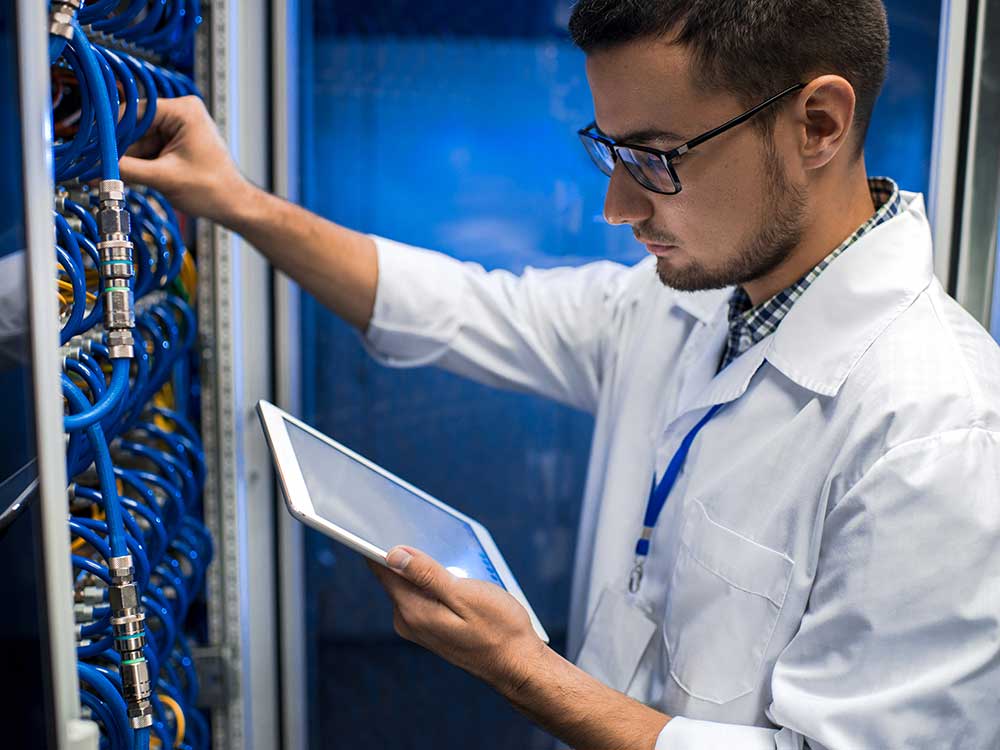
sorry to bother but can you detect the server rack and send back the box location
[26,1,288,748]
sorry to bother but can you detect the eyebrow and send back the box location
[594,124,688,145]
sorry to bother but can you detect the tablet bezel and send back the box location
[257,399,548,643]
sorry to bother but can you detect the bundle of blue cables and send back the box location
[51,4,212,749]
[52,29,198,183]
[50,0,201,68]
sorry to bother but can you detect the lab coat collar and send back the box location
[672,286,733,324]
[668,191,934,419]
[766,191,935,397]
[671,315,773,419]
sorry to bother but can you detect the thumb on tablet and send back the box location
[386,546,455,595]
[386,547,414,571]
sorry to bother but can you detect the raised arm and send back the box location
[123,96,647,412]
[119,96,377,332]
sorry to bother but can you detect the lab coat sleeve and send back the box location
[362,235,636,414]
[0,251,29,370]
[656,427,1000,750]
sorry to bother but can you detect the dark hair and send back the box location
[568,0,889,153]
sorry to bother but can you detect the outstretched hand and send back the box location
[367,546,548,697]
[119,96,255,226]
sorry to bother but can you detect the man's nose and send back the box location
[603,163,655,227]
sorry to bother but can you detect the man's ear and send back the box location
[793,75,858,171]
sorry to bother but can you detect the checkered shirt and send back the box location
[718,177,901,372]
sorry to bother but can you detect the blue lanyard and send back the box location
[629,403,725,593]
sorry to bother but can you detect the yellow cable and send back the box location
[58,292,69,307]
[152,412,172,432]
[154,382,176,411]
[152,381,176,431]
[70,501,107,552]
[180,252,197,302]
[157,693,186,747]
[57,279,98,304]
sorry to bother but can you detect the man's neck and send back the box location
[741,169,877,306]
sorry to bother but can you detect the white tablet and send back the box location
[257,400,548,642]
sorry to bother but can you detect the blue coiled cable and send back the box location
[56,245,87,343]
[91,0,147,35]
[78,663,133,749]
[70,24,119,180]
[77,0,122,24]
[65,358,105,403]
[56,10,208,747]
[63,379,129,557]
[63,359,132,432]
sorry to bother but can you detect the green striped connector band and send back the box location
[115,632,145,641]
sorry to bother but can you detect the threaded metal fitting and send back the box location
[102,287,136,332]
[97,207,131,237]
[108,555,134,586]
[73,604,94,623]
[120,657,154,728]
[75,585,105,605]
[50,10,76,40]
[109,582,139,612]
[128,702,154,729]
[105,329,135,360]
[49,0,82,39]
[98,180,126,203]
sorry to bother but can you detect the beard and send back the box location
[654,139,808,292]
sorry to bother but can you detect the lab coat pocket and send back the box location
[663,500,794,705]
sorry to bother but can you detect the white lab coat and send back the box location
[0,251,29,368]
[363,192,1000,748]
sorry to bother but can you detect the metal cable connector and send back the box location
[49,0,82,40]
[97,180,136,359]
[74,585,106,605]
[107,557,154,728]
[121,661,154,729]
[107,554,134,586]
[73,603,95,623]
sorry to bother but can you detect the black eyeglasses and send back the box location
[578,83,806,195]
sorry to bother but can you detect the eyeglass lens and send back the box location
[579,133,680,194]
[617,148,678,194]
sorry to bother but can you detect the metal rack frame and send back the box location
[271,0,308,746]
[929,0,1000,324]
[17,1,84,748]
[195,1,281,747]
[951,0,1000,325]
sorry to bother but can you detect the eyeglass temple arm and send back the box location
[675,83,806,156]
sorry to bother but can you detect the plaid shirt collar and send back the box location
[719,177,901,371]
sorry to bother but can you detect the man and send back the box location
[121,0,1000,747]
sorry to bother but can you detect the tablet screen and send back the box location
[285,420,505,588]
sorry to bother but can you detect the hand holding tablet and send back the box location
[256,400,548,643]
